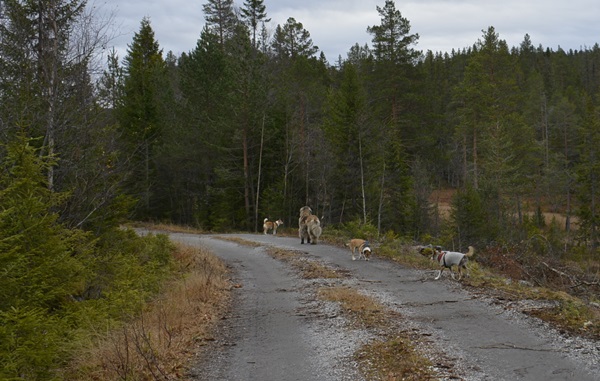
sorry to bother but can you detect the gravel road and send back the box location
[165,232,600,381]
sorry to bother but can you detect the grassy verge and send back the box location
[62,243,231,380]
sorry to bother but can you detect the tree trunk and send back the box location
[473,129,479,189]
[39,0,59,191]
[378,161,386,238]
[359,132,367,224]
[254,115,265,232]
[243,123,251,228]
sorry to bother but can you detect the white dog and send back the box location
[263,218,283,235]
[424,245,475,280]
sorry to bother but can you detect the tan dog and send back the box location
[263,218,283,235]
[347,239,372,261]
[299,206,322,244]
[305,214,322,244]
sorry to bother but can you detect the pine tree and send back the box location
[366,0,419,65]
[366,0,421,151]
[203,0,238,48]
[271,17,319,59]
[240,0,270,49]
[454,27,522,189]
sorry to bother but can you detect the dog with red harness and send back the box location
[420,245,475,280]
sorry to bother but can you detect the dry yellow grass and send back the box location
[318,286,384,327]
[63,244,230,380]
[318,286,436,380]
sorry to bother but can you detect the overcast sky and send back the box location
[98,0,600,62]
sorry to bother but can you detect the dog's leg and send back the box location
[457,258,468,280]
[434,268,443,280]
[351,248,356,261]
[450,267,457,280]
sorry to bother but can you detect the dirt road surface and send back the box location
[165,232,599,381]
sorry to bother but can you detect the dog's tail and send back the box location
[465,246,475,257]
[264,218,269,223]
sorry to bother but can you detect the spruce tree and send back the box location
[0,134,90,379]
[119,17,167,217]
[322,63,370,223]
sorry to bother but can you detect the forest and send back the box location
[1,0,600,378]
[99,0,600,253]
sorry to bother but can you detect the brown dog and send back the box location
[347,239,372,261]
[263,218,283,235]
[305,214,322,244]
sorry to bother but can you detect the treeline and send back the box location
[99,0,600,252]
[3,0,600,248]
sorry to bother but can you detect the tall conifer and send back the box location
[119,17,166,217]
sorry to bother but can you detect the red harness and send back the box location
[436,251,448,267]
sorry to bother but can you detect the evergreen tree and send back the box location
[366,0,420,65]
[271,17,319,59]
[176,27,237,228]
[119,17,167,217]
[449,185,493,248]
[0,0,128,232]
[0,134,91,379]
[576,98,600,249]
[322,63,371,223]
[454,27,522,188]
[97,48,124,110]
[0,0,86,188]
[240,0,270,50]
[203,0,238,48]
[366,0,421,150]
[0,134,88,311]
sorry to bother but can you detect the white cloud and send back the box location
[97,0,600,63]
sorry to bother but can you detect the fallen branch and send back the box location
[541,262,600,288]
